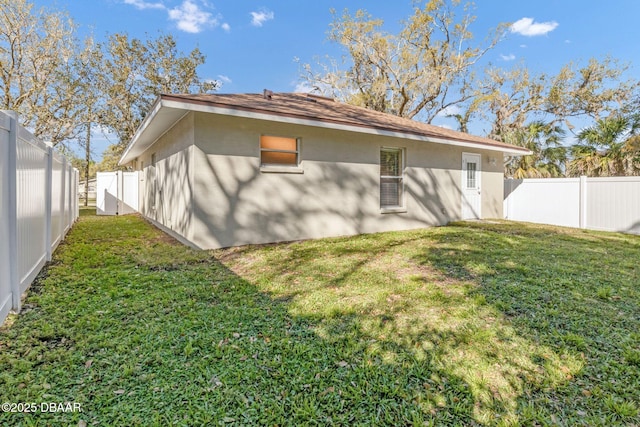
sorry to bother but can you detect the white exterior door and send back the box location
[461,153,481,219]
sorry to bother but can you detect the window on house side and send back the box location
[380,148,404,208]
[466,162,477,188]
[260,135,299,166]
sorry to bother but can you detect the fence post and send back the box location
[506,178,514,219]
[6,112,20,312]
[45,146,53,261]
[76,170,80,220]
[75,170,79,220]
[579,175,588,229]
[67,163,72,227]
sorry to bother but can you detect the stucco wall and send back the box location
[136,113,195,242]
[481,157,506,218]
[184,112,504,249]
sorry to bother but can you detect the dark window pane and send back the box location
[380,177,402,207]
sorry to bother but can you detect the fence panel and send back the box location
[121,172,139,215]
[16,127,49,295]
[504,178,581,228]
[586,177,640,234]
[0,113,12,323]
[64,162,71,234]
[96,171,119,215]
[0,111,78,326]
[51,153,64,250]
[504,176,640,234]
[96,171,139,215]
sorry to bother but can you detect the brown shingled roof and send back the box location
[162,92,527,153]
[120,91,530,165]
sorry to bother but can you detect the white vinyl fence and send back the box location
[0,111,79,326]
[504,176,640,234]
[96,171,139,215]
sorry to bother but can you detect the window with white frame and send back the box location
[380,148,404,208]
[260,135,299,166]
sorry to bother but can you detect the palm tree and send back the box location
[568,114,640,176]
[504,121,567,178]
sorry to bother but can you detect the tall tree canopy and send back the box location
[3,0,640,177]
[568,113,640,177]
[1,0,217,170]
[0,0,79,144]
[97,33,217,150]
[303,1,640,177]
[302,0,505,122]
[94,33,218,170]
[466,58,639,141]
[503,121,567,178]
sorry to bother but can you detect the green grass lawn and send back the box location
[1,212,638,426]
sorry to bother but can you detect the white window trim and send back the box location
[379,147,406,213]
[259,135,302,172]
[260,165,304,174]
[381,206,407,214]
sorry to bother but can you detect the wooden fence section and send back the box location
[0,111,79,326]
[504,177,640,234]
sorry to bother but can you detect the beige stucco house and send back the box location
[119,92,529,249]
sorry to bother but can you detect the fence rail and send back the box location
[504,176,640,234]
[1,111,78,326]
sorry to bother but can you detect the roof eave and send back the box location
[118,95,164,166]
[159,97,532,155]
[119,94,532,165]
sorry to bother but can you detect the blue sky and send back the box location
[32,0,640,160]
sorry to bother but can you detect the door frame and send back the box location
[461,152,482,219]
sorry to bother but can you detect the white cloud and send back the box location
[123,0,165,10]
[168,0,218,33]
[520,44,527,48]
[123,0,225,34]
[510,17,558,37]
[293,81,314,93]
[250,9,274,27]
[217,75,232,84]
[500,53,516,61]
[436,105,462,118]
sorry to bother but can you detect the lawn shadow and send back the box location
[3,215,639,426]
[213,227,583,425]
[408,220,640,424]
[1,214,477,426]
